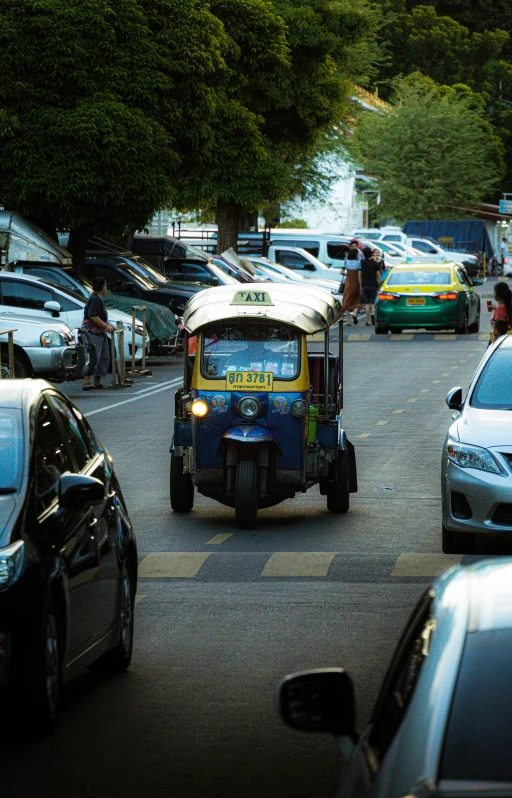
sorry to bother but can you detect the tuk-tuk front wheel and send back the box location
[235,460,258,529]
[327,456,350,513]
[170,453,194,512]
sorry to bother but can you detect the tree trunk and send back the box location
[240,209,258,232]
[67,226,91,273]
[216,199,242,254]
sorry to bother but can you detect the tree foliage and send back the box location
[350,77,504,221]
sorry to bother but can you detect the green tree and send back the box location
[350,77,504,221]
[0,0,225,267]
[176,0,381,251]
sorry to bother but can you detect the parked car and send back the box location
[266,245,345,284]
[244,256,344,298]
[83,255,205,316]
[131,234,213,272]
[0,272,148,363]
[12,263,179,355]
[442,333,512,553]
[375,263,481,335]
[0,312,88,380]
[210,255,258,283]
[0,380,137,733]
[278,557,512,796]
[163,256,240,286]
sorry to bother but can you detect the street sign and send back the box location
[499,199,512,214]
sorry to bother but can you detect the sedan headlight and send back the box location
[446,439,502,474]
[0,540,25,589]
[40,330,66,347]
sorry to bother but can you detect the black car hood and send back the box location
[0,495,16,539]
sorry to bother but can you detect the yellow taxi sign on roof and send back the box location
[230,289,273,306]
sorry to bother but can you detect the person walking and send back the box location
[487,281,512,345]
[501,237,509,274]
[341,243,362,325]
[82,276,116,390]
[360,247,382,326]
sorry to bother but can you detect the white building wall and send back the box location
[284,172,363,233]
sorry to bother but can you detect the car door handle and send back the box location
[107,489,116,499]
[88,516,99,528]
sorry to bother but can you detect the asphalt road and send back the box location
[3,285,500,797]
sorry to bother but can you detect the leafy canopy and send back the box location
[350,76,505,221]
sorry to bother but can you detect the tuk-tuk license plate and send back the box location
[406,297,426,306]
[227,371,274,391]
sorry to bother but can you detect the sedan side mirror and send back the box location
[446,386,463,411]
[303,263,315,272]
[44,300,61,317]
[278,668,356,736]
[59,474,105,508]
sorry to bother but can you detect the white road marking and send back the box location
[87,378,182,416]
[207,533,233,545]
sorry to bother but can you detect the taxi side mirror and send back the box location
[446,386,463,411]
[278,668,356,736]
[473,279,483,286]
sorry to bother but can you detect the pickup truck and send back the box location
[0,312,88,381]
[266,245,345,286]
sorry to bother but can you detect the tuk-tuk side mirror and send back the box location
[278,668,356,736]
[446,386,463,411]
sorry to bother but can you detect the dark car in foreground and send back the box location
[279,558,512,797]
[0,380,137,734]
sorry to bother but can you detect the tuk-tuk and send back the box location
[170,283,357,528]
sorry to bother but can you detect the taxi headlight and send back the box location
[40,330,66,348]
[191,399,209,418]
[446,440,502,474]
[290,400,308,418]
[238,396,261,419]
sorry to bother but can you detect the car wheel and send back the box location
[327,455,350,513]
[375,326,388,335]
[468,303,480,333]
[170,453,194,512]
[0,350,31,379]
[27,597,61,736]
[235,460,258,529]
[456,312,469,335]
[89,567,134,675]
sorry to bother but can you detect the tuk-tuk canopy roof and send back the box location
[182,283,342,335]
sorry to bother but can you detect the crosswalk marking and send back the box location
[390,334,413,340]
[206,533,233,545]
[139,552,210,578]
[261,552,337,577]
[434,334,458,341]
[390,553,463,577]
[376,420,389,426]
[135,594,146,605]
[392,409,404,414]
[347,334,371,341]
[479,333,489,341]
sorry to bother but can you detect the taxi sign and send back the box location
[231,290,273,306]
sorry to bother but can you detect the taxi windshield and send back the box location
[387,270,452,286]
[201,322,300,380]
[0,409,24,493]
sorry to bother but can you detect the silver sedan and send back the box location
[442,334,512,553]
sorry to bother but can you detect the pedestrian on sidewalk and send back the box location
[341,243,362,325]
[501,237,509,274]
[487,281,512,345]
[82,276,116,390]
[360,247,382,326]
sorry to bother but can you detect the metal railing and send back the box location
[0,329,17,379]
[128,307,152,378]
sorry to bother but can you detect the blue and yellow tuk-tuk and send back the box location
[170,283,357,528]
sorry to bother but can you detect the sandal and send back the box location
[91,383,111,390]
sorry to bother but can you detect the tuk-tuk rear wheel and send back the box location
[170,454,194,512]
[235,460,258,529]
[327,456,350,513]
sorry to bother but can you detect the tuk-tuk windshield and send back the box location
[201,322,300,380]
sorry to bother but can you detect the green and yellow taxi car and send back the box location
[375,263,481,334]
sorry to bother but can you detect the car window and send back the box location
[0,279,53,310]
[368,592,434,764]
[83,264,119,291]
[24,267,65,285]
[273,240,320,257]
[382,235,401,242]
[387,270,452,286]
[440,628,512,783]
[327,242,349,260]
[470,346,512,410]
[456,268,470,286]
[0,409,24,493]
[275,252,309,270]
[35,398,75,512]
[47,394,94,472]
[412,240,438,254]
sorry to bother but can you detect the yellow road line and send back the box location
[135,594,146,606]
[139,552,210,578]
[432,380,440,384]
[206,533,233,545]
[347,334,371,341]
[376,420,389,426]
[478,334,489,341]
[392,409,404,414]
[420,389,430,393]
[261,552,337,578]
[441,372,450,376]
[357,433,371,438]
[434,334,458,341]
[390,334,413,340]
[407,398,418,403]
[391,553,463,577]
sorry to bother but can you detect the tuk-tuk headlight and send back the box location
[191,399,209,418]
[290,400,308,418]
[238,396,261,419]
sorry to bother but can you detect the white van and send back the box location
[267,245,344,284]
[268,230,352,270]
